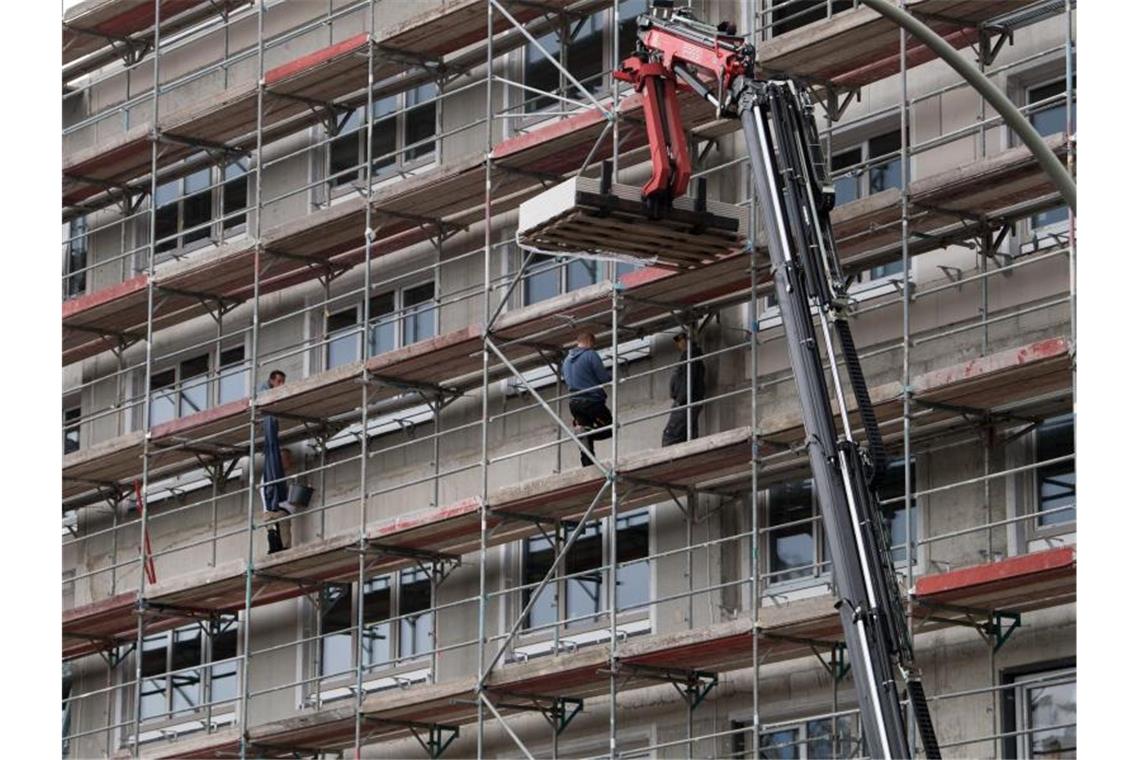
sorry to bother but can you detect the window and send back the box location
[136,623,237,725]
[154,160,248,257]
[324,284,437,369]
[731,714,862,758]
[1026,77,1076,230]
[522,253,602,305]
[328,84,439,190]
[63,216,87,299]
[875,458,917,564]
[148,346,248,426]
[830,130,904,280]
[767,480,826,585]
[318,571,434,685]
[1002,664,1076,759]
[523,512,649,630]
[62,666,73,757]
[769,1,855,38]
[1035,414,1075,528]
[64,406,81,455]
[522,1,647,113]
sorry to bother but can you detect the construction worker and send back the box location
[661,332,706,447]
[260,369,292,554]
[561,330,613,467]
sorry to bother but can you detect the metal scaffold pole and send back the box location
[239,2,266,757]
[354,2,378,754]
[129,1,163,754]
[477,2,494,756]
[747,4,762,755]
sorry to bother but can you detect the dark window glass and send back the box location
[568,10,606,95]
[139,634,168,720]
[1029,78,1075,229]
[320,585,354,678]
[330,108,363,187]
[155,203,179,254]
[771,1,854,37]
[867,130,902,195]
[222,161,248,231]
[769,480,814,583]
[65,217,88,298]
[617,1,646,70]
[524,533,558,630]
[404,84,437,162]
[218,346,247,404]
[399,569,432,658]
[149,368,178,427]
[1037,414,1075,526]
[179,354,210,416]
[369,291,397,356]
[362,576,392,667]
[1023,674,1076,757]
[759,727,800,759]
[64,407,81,455]
[565,520,603,623]
[525,30,561,112]
[402,282,435,346]
[830,147,861,207]
[567,258,600,292]
[372,95,398,175]
[806,715,861,758]
[169,628,202,714]
[209,627,238,705]
[326,308,360,369]
[876,458,916,563]
[524,254,560,305]
[616,512,649,612]
[182,190,212,246]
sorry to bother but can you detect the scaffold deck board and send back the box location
[756,0,1038,89]
[516,176,747,267]
[63,1,249,78]
[63,133,1067,367]
[62,0,592,209]
[147,546,1073,758]
[63,337,1072,660]
[914,545,1076,618]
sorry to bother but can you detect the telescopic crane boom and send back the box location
[615,5,940,758]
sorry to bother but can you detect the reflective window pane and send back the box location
[139,634,168,721]
[326,308,360,369]
[769,480,814,583]
[1037,414,1075,526]
[565,521,603,623]
[404,84,437,162]
[616,512,649,612]
[369,292,397,356]
[771,1,855,37]
[830,147,861,207]
[567,257,600,292]
[867,130,902,195]
[320,585,354,678]
[806,714,860,759]
[209,627,238,706]
[876,458,916,563]
[525,30,560,112]
[402,283,435,346]
[524,533,558,630]
[399,569,432,659]
[170,628,202,714]
[524,254,560,305]
[759,728,800,759]
[362,576,392,668]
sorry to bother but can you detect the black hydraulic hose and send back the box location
[835,318,887,482]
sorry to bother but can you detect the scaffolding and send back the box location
[61,0,1077,757]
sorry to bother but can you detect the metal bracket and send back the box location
[606,661,718,711]
[483,691,584,736]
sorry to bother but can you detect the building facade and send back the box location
[61,1,1076,757]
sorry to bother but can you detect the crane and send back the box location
[615,4,940,758]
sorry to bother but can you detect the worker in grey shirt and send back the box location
[561,330,613,467]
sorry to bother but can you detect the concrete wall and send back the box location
[62,2,1076,757]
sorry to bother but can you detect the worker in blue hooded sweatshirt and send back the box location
[561,330,613,467]
[260,369,292,554]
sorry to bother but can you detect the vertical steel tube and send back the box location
[608,284,620,760]
[747,6,761,755]
[238,2,266,757]
[130,2,163,754]
[476,2,494,756]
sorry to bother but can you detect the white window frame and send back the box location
[309,569,435,704]
[119,621,239,747]
[515,509,653,649]
[63,216,88,300]
[1020,413,1076,547]
[1002,662,1076,759]
[323,82,441,203]
[1016,73,1075,253]
[146,342,250,428]
[321,279,439,371]
[150,158,249,265]
[729,709,864,758]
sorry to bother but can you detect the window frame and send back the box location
[1000,659,1076,759]
[730,711,864,759]
[519,509,652,635]
[312,569,435,698]
[151,158,249,262]
[765,0,856,39]
[146,343,250,428]
[121,620,239,744]
[63,215,88,300]
[1029,413,1076,541]
[1018,73,1075,247]
[64,404,82,455]
[322,280,439,371]
[324,83,441,200]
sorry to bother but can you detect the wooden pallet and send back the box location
[517,177,748,269]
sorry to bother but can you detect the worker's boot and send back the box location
[267,526,285,554]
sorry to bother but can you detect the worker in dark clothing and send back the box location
[260,369,292,554]
[561,331,613,467]
[662,332,706,446]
